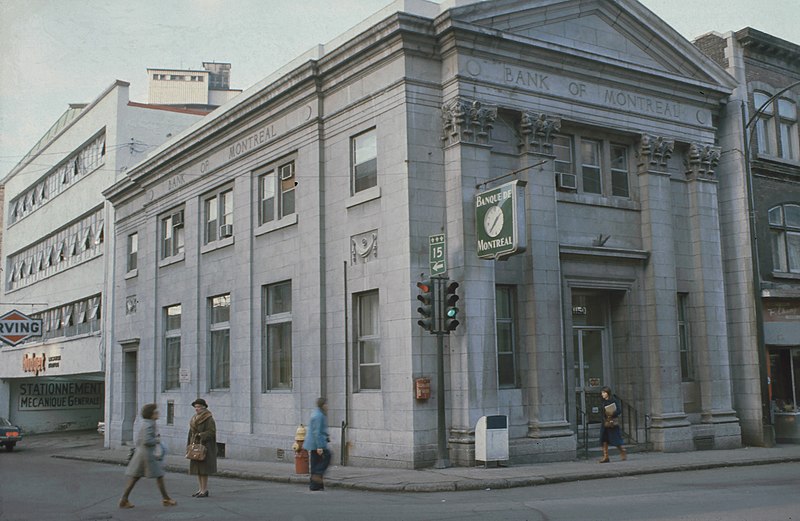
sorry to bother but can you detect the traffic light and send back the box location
[416,279,435,332]
[443,281,460,332]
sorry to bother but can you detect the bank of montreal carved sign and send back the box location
[0,309,43,347]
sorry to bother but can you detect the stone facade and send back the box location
[105,0,749,468]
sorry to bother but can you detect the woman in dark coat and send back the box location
[119,403,176,508]
[188,398,217,497]
[599,386,626,463]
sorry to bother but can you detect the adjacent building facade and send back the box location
[147,62,242,109]
[0,81,206,432]
[695,28,800,444]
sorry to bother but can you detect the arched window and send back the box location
[755,91,799,160]
[769,204,800,273]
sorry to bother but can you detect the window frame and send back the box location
[351,128,377,195]
[257,158,296,226]
[127,232,138,273]
[495,285,518,388]
[555,132,632,199]
[203,186,234,245]
[354,290,380,391]
[262,281,293,391]
[209,294,231,390]
[164,304,182,391]
[754,90,799,161]
[160,209,185,260]
[769,203,800,275]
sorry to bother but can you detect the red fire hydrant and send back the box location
[292,424,309,474]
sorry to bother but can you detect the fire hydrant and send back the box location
[293,424,309,474]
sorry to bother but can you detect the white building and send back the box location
[148,62,242,109]
[104,0,749,468]
[0,81,206,433]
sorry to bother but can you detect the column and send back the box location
[441,97,499,465]
[518,112,573,446]
[637,134,692,451]
[685,144,741,448]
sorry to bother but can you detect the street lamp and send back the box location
[740,79,800,443]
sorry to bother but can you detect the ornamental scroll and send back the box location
[518,112,561,154]
[638,134,674,170]
[685,143,721,180]
[351,231,378,265]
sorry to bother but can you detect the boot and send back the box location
[619,446,627,461]
[599,442,610,463]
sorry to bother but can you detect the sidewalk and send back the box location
[52,436,800,493]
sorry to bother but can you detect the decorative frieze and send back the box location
[518,112,562,154]
[638,134,674,170]
[125,296,138,315]
[351,230,378,265]
[441,97,497,146]
[685,143,721,180]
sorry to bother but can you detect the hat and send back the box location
[191,398,208,408]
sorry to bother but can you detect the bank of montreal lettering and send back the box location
[18,382,103,411]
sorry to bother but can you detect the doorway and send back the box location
[571,292,612,434]
[121,348,137,443]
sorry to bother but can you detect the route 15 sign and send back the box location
[475,180,527,260]
[0,309,43,347]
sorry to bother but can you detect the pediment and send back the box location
[446,0,735,89]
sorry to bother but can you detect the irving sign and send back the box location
[0,310,43,347]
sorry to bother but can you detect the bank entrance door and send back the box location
[572,292,611,435]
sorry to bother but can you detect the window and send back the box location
[351,129,377,194]
[554,133,631,197]
[355,291,380,390]
[209,294,231,389]
[127,233,138,272]
[161,210,185,259]
[258,160,295,225]
[677,293,693,381]
[754,91,799,160]
[204,188,233,244]
[769,204,800,274]
[495,286,517,388]
[164,305,181,390]
[262,281,292,390]
[769,347,800,413]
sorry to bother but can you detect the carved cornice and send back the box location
[685,143,721,180]
[518,111,561,154]
[441,97,497,146]
[638,134,674,170]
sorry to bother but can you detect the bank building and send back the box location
[104,0,752,467]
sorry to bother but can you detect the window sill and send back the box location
[771,271,800,281]
[754,153,800,168]
[201,236,235,254]
[556,191,639,210]
[255,214,298,237]
[124,269,138,280]
[158,252,185,269]
[346,186,381,209]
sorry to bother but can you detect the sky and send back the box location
[1,0,798,181]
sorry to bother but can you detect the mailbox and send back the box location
[475,415,508,465]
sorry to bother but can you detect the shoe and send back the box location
[598,456,610,463]
[162,498,177,507]
[196,491,209,498]
[191,491,201,497]
[118,499,134,509]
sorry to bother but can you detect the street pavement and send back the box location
[42,430,800,493]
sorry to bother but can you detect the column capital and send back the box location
[685,143,721,180]
[441,97,497,147]
[518,111,561,155]
[637,134,674,171]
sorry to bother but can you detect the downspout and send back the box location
[342,260,349,465]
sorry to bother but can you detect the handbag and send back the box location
[185,434,207,461]
[604,416,619,429]
[154,441,167,461]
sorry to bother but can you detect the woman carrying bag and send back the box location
[303,397,331,491]
[187,398,217,497]
[119,403,176,508]
[599,386,626,463]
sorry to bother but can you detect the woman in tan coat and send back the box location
[187,398,217,497]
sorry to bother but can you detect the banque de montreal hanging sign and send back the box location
[0,309,43,347]
[475,180,527,260]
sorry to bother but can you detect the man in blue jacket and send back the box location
[303,397,330,491]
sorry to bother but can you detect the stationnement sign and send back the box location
[0,309,43,347]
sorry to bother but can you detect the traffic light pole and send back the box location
[435,330,449,469]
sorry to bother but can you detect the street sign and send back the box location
[475,180,527,260]
[429,234,446,276]
[0,309,43,347]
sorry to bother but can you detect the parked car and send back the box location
[0,417,22,451]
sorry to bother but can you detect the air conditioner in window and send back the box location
[172,211,184,226]
[279,164,294,180]
[557,172,577,190]
[219,224,234,238]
